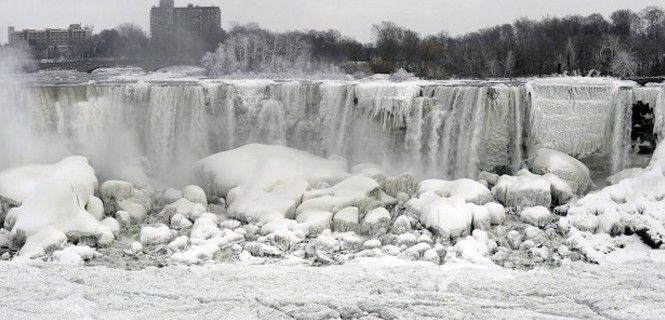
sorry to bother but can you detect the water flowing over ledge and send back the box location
[1,77,663,187]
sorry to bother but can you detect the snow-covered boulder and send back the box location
[140,224,175,246]
[332,207,359,232]
[530,148,592,194]
[408,193,473,239]
[492,170,552,210]
[296,210,333,236]
[418,179,492,205]
[196,144,349,224]
[7,157,108,258]
[100,180,152,224]
[183,185,207,205]
[520,206,555,228]
[391,215,412,234]
[452,230,494,264]
[361,207,391,236]
[484,202,506,225]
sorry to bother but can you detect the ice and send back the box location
[417,178,492,205]
[139,224,175,246]
[492,170,552,210]
[361,207,391,236]
[526,77,635,166]
[529,148,592,194]
[332,207,359,232]
[182,185,207,205]
[197,144,349,224]
[6,157,108,258]
[519,206,555,228]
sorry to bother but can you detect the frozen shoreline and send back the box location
[1,258,664,320]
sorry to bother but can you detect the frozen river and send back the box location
[2,257,664,320]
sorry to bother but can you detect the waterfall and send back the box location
[0,78,644,187]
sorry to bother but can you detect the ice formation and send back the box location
[1,157,107,258]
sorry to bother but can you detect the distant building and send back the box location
[150,0,221,39]
[7,24,92,59]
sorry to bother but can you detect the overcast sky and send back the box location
[1,0,663,44]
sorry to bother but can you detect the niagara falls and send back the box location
[1,0,665,319]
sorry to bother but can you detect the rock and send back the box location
[485,202,506,225]
[479,171,500,186]
[170,213,193,230]
[128,241,143,255]
[520,206,555,228]
[530,148,591,194]
[115,211,131,228]
[100,217,120,238]
[422,249,441,264]
[160,188,182,205]
[361,207,391,236]
[472,205,492,231]
[332,207,359,232]
[391,215,412,234]
[219,219,241,230]
[397,232,417,247]
[139,224,175,246]
[418,178,493,205]
[167,236,189,252]
[506,230,522,250]
[183,185,207,205]
[492,170,552,210]
[86,196,105,221]
[362,239,382,249]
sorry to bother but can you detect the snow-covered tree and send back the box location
[611,50,638,78]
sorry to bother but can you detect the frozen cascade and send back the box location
[0,78,647,186]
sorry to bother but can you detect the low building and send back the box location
[7,24,92,59]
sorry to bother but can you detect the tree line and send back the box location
[66,5,665,78]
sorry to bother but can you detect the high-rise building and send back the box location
[150,1,221,39]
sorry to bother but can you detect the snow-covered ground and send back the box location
[1,257,664,320]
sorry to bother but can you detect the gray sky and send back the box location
[1,0,663,44]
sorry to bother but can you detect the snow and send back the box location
[139,224,175,246]
[197,144,349,224]
[520,206,555,228]
[530,148,592,193]
[492,169,552,210]
[332,207,359,232]
[182,185,207,205]
[418,178,492,205]
[8,157,104,258]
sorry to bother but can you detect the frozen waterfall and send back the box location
[0,78,661,187]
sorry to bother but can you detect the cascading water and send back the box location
[0,77,652,187]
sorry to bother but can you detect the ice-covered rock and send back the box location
[100,217,120,238]
[530,148,592,194]
[197,144,349,224]
[160,188,182,205]
[332,207,359,232]
[409,193,473,239]
[484,202,506,225]
[140,224,175,246]
[422,248,440,264]
[391,215,412,234]
[397,232,418,247]
[492,170,552,210]
[520,206,554,228]
[100,180,152,224]
[606,168,644,185]
[170,213,193,230]
[471,205,492,231]
[361,207,391,236]
[167,236,189,252]
[296,210,333,236]
[7,157,106,258]
[183,185,207,205]
[418,179,492,205]
[86,196,105,221]
[452,230,494,264]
